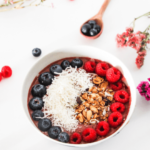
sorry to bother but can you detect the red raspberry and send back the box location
[82,128,97,143]
[96,121,110,136]
[95,62,109,76]
[84,61,96,73]
[110,102,125,113]
[106,67,121,83]
[108,112,123,127]
[110,81,123,91]
[0,72,2,82]
[70,132,82,144]
[114,90,129,103]
[1,66,12,78]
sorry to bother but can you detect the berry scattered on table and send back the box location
[38,118,52,131]
[108,112,123,127]
[29,97,43,111]
[58,132,70,143]
[1,66,12,78]
[32,110,44,121]
[31,84,46,97]
[82,128,97,143]
[70,132,82,144]
[84,61,96,73]
[48,126,61,139]
[38,72,54,86]
[32,48,41,57]
[110,102,125,113]
[95,62,109,76]
[106,67,121,83]
[96,121,110,136]
[50,64,62,75]
[110,81,123,91]
[70,58,83,68]
[61,60,70,70]
[114,90,129,103]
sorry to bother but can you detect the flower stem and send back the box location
[144,24,150,33]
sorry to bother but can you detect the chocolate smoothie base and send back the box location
[27,57,131,144]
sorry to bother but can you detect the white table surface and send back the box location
[0,0,150,150]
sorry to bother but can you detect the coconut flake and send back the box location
[43,66,93,132]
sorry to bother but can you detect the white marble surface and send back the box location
[0,0,150,150]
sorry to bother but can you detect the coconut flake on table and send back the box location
[43,66,94,132]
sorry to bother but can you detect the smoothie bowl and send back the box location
[22,46,136,147]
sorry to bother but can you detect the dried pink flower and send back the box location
[137,81,149,96]
[135,55,144,68]
[145,88,150,101]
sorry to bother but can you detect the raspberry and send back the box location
[110,81,123,91]
[70,132,82,144]
[108,112,123,127]
[110,102,125,113]
[106,67,121,83]
[114,90,129,103]
[84,61,96,73]
[82,128,97,143]
[95,62,109,76]
[0,72,2,82]
[1,66,12,78]
[96,121,110,136]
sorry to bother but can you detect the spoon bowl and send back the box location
[80,0,110,39]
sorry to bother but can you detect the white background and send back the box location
[0,0,150,150]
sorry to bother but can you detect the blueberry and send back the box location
[93,24,101,33]
[38,72,54,86]
[31,84,46,97]
[50,64,62,75]
[29,97,43,111]
[32,110,44,121]
[38,118,52,131]
[58,132,69,143]
[32,48,41,57]
[89,29,98,36]
[88,20,96,28]
[70,58,83,68]
[81,24,92,35]
[48,126,61,139]
[61,60,70,70]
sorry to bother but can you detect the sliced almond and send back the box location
[82,110,87,118]
[87,110,92,121]
[93,114,97,119]
[78,113,84,123]
[83,101,90,108]
[90,106,98,113]
[82,93,88,100]
[100,81,108,91]
[93,76,104,84]
[91,87,98,93]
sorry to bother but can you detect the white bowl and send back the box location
[22,45,136,148]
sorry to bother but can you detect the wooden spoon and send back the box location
[80,0,111,39]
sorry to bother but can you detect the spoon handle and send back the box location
[97,0,110,18]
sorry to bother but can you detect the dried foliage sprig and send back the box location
[116,12,150,68]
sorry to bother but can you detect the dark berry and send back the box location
[50,64,62,75]
[31,84,46,98]
[70,58,83,68]
[29,97,43,111]
[76,97,82,105]
[48,126,61,139]
[1,66,12,78]
[32,48,41,57]
[38,118,52,131]
[32,110,44,121]
[89,29,98,36]
[58,132,69,143]
[81,24,92,35]
[88,20,96,28]
[61,60,70,70]
[93,24,101,33]
[38,72,54,86]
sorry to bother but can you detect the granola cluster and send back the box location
[75,76,115,125]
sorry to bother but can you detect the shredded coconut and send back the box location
[43,66,93,132]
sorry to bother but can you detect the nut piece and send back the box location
[87,110,92,121]
[90,106,98,113]
[83,101,90,108]
[100,81,108,91]
[92,87,98,93]
[93,76,104,84]
[82,93,88,100]
[82,110,87,118]
[78,113,84,123]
